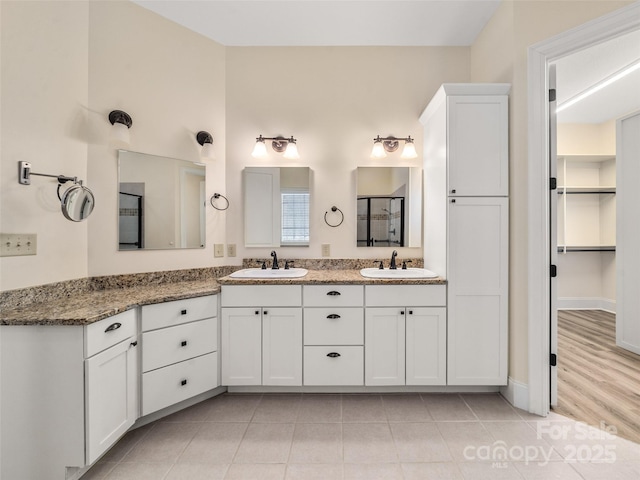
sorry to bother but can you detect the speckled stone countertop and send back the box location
[218,269,446,286]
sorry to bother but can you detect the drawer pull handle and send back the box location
[181,309,187,315]
[181,379,188,386]
[327,314,341,319]
[327,352,341,358]
[130,341,138,348]
[181,340,188,347]
[327,291,341,296]
[104,322,121,333]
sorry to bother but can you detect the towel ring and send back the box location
[324,206,344,228]
[210,193,229,211]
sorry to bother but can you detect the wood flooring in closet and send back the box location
[554,309,640,444]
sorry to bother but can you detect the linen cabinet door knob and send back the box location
[255,310,260,315]
[400,311,405,315]
[181,309,187,315]
[181,340,188,347]
[180,379,188,386]
[263,310,268,315]
[409,310,413,315]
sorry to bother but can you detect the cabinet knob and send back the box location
[327,314,341,319]
[326,352,341,358]
[255,310,260,315]
[264,310,268,315]
[451,199,456,203]
[400,311,405,315]
[130,341,138,348]
[104,322,121,333]
[181,309,187,315]
[451,189,456,194]
[181,340,188,347]
[180,379,188,386]
[408,310,413,315]
[327,291,341,296]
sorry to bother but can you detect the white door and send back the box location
[549,65,559,406]
[85,337,138,465]
[448,95,509,196]
[406,307,447,385]
[365,308,405,385]
[262,307,302,386]
[447,197,509,385]
[221,308,262,385]
[616,111,640,355]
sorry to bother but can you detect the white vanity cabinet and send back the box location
[221,285,302,386]
[364,285,447,386]
[421,83,510,387]
[303,285,364,386]
[0,309,138,479]
[140,295,219,416]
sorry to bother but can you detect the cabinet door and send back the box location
[263,308,302,386]
[365,308,405,386]
[406,307,446,385]
[85,337,138,465]
[447,197,508,385]
[221,308,262,385]
[448,95,508,196]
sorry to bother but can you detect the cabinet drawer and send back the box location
[85,309,137,358]
[364,285,446,307]
[303,308,363,345]
[303,346,363,386]
[141,295,217,332]
[221,285,302,307]
[142,352,218,416]
[303,285,363,307]
[142,318,217,373]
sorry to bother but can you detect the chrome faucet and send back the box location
[270,250,279,269]
[389,250,398,270]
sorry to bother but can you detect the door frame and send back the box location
[527,2,640,416]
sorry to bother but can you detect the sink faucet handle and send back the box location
[284,260,294,270]
[374,260,384,270]
[402,260,412,270]
[258,260,267,269]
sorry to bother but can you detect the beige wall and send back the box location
[0,1,89,291]
[225,46,469,260]
[470,0,632,384]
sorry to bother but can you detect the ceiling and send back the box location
[554,29,640,125]
[132,1,639,124]
[132,0,501,46]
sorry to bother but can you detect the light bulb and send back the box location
[110,122,130,147]
[201,142,215,159]
[283,141,300,160]
[371,140,387,159]
[252,139,268,158]
[401,139,418,159]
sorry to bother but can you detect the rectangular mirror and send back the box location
[244,167,310,247]
[118,150,206,250]
[356,167,422,247]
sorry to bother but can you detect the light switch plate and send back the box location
[321,244,331,257]
[0,233,37,257]
[214,243,224,257]
[227,244,236,257]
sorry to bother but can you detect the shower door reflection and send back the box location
[357,196,405,247]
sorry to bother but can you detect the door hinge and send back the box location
[550,265,557,277]
[550,353,557,366]
[550,177,557,190]
[549,89,556,102]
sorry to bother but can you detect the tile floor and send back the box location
[83,393,640,480]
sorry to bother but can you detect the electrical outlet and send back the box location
[0,233,37,257]
[214,243,224,257]
[321,243,331,257]
[227,244,236,257]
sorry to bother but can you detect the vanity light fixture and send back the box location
[252,135,300,160]
[196,131,215,159]
[108,110,133,147]
[371,135,418,159]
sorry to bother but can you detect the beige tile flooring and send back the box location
[83,393,640,480]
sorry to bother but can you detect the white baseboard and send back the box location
[558,297,616,313]
[500,377,529,412]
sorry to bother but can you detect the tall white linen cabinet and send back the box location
[420,83,510,386]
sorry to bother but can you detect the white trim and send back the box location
[227,385,501,394]
[557,297,616,312]
[500,377,530,413]
[527,2,640,416]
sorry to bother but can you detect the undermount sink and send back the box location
[359,267,438,279]
[230,267,309,279]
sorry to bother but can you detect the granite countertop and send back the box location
[0,280,220,326]
[218,269,446,286]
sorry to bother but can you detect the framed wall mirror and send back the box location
[118,150,206,250]
[356,167,422,247]
[244,167,310,247]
